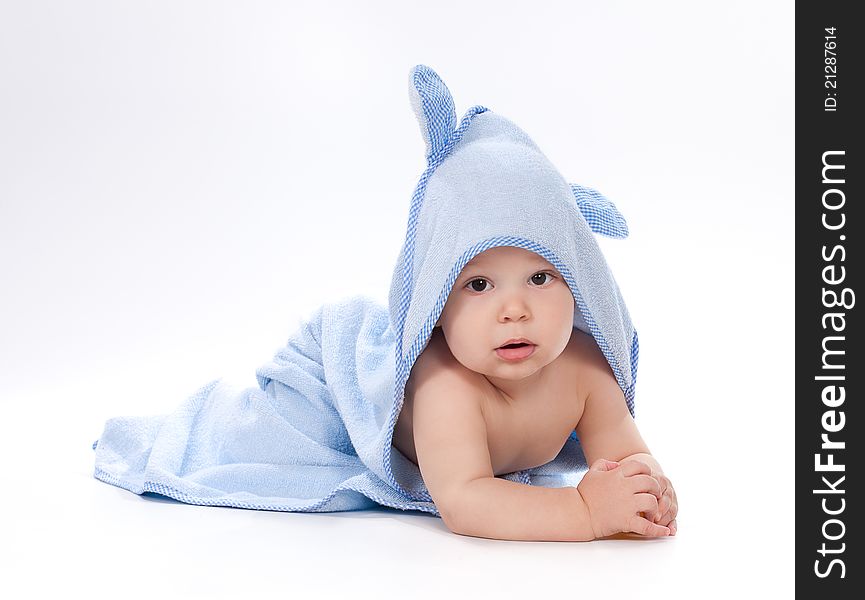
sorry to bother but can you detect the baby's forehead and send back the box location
[466,246,553,268]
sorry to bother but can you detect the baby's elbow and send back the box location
[435,498,466,534]
[430,485,476,535]
[433,479,490,536]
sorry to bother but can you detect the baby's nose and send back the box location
[500,304,530,322]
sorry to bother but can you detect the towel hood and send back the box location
[386,65,638,420]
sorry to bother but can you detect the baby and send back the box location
[92,65,676,539]
[393,245,678,541]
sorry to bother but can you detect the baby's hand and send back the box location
[649,469,678,535]
[576,458,670,538]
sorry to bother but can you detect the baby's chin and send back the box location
[479,357,551,380]
[450,356,528,379]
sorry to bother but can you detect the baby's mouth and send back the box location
[494,341,537,361]
[496,337,536,349]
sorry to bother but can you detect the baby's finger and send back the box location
[628,514,671,537]
[634,492,660,522]
[662,495,678,521]
[618,460,652,477]
[668,519,678,536]
[590,458,621,472]
[629,474,662,498]
[654,506,674,526]
[656,492,679,523]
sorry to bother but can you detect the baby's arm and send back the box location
[411,364,595,542]
[410,359,667,541]
[574,340,679,534]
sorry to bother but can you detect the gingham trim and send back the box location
[569,184,629,239]
[395,105,489,366]
[625,328,639,416]
[93,466,441,515]
[410,65,458,161]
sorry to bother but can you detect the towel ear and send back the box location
[569,183,630,239]
[409,65,457,162]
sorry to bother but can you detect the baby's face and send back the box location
[436,246,575,380]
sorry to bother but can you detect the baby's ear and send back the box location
[408,65,457,162]
[569,183,630,239]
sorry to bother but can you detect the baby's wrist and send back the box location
[573,485,600,540]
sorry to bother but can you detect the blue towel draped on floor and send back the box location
[94,298,546,514]
[93,65,640,515]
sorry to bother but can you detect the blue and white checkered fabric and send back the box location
[92,64,640,515]
[570,184,630,239]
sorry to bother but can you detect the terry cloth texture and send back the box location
[92,65,639,515]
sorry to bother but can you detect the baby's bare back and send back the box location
[393,327,590,476]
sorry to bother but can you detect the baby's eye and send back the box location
[466,278,491,293]
[530,272,555,286]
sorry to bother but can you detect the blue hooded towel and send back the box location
[92,65,639,515]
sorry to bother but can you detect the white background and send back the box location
[0,1,793,597]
